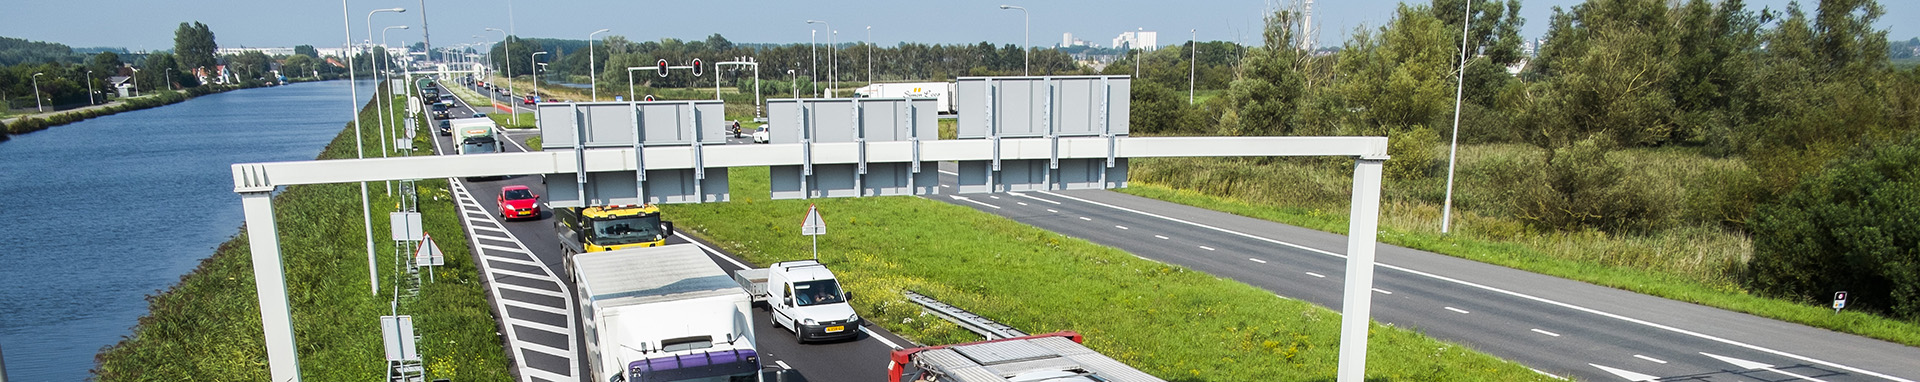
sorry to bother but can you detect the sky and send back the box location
[1,0,1913,53]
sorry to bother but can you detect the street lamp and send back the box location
[1134,27,1143,79]
[86,70,96,105]
[165,68,174,92]
[866,26,873,84]
[807,20,831,97]
[31,72,44,112]
[1189,28,1197,104]
[589,28,610,102]
[381,25,411,159]
[809,29,818,97]
[365,8,406,81]
[787,68,797,99]
[999,4,1029,75]
[130,68,139,97]
[532,51,547,108]
[1441,2,1473,234]
[486,27,515,122]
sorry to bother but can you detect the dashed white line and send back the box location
[1115,225,1129,230]
[1531,328,1561,337]
[1634,354,1668,364]
[1078,216,1092,221]
[1154,235,1169,240]
[775,360,793,370]
[1046,209,1058,213]
[1372,288,1392,295]
[1198,245,1216,251]
[1305,272,1326,278]
[1248,258,1268,264]
[1445,307,1471,314]
[987,195,1001,199]
[938,170,959,176]
[1016,202,1028,206]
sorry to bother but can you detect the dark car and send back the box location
[437,120,452,136]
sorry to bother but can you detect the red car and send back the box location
[497,185,542,220]
[523,95,535,105]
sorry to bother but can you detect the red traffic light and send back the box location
[691,58,704,77]
[657,59,669,78]
[644,94,655,102]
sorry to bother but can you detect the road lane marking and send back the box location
[1702,352,1833,382]
[1115,225,1129,230]
[1078,216,1092,221]
[949,195,1001,209]
[1008,192,1062,205]
[861,326,903,349]
[1531,369,1567,380]
[776,360,792,370]
[672,232,751,270]
[1633,354,1668,364]
[1248,258,1268,264]
[1372,288,1392,295]
[1306,272,1326,278]
[938,170,959,176]
[1589,363,1657,382]
[1033,190,1915,382]
[1531,328,1561,337]
[1046,209,1058,213]
[988,195,1000,199]
[1016,202,1028,206]
[1154,235,1169,240]
[1445,307,1470,314]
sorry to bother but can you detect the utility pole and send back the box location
[1189,29,1197,104]
[417,0,431,63]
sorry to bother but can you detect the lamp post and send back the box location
[532,51,547,109]
[809,29,817,97]
[165,68,174,92]
[787,69,797,99]
[807,20,831,96]
[589,28,609,102]
[1189,28,1197,104]
[486,27,515,122]
[866,26,873,84]
[999,5,1029,75]
[1134,28,1143,79]
[1440,1,1472,234]
[382,25,410,159]
[831,30,837,96]
[86,70,96,105]
[366,8,406,83]
[131,68,140,97]
[31,73,44,112]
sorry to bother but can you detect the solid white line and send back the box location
[1115,225,1129,230]
[674,232,752,270]
[861,326,904,349]
[483,256,542,266]
[1078,216,1092,221]
[1199,245,1216,251]
[949,195,1002,209]
[1306,272,1326,278]
[469,225,510,232]
[1032,190,1914,382]
[938,170,959,176]
[1154,235,1169,240]
[1532,328,1561,337]
[1248,258,1268,264]
[1372,288,1392,295]
[504,299,571,315]
[1008,192,1062,205]
[1634,354,1668,364]
[495,283,568,298]
[776,360,793,370]
[476,243,532,254]
[1445,307,1471,314]
[1530,369,1567,380]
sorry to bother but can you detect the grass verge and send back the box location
[488,112,535,129]
[1120,149,1920,348]
[92,84,511,381]
[443,82,495,110]
[661,167,1554,382]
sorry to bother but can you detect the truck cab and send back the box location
[557,205,676,278]
[452,119,500,155]
[766,260,861,343]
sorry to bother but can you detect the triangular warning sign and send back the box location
[801,204,826,236]
[415,233,445,266]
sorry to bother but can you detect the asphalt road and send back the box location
[927,161,1920,382]
[429,83,900,382]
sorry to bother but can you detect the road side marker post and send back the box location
[802,204,826,260]
[1834,291,1848,313]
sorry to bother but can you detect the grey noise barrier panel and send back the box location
[539,100,731,207]
[955,76,1131,193]
[766,97,941,199]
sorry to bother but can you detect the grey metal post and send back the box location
[1336,157,1386,382]
[589,28,609,102]
[1440,2,1472,234]
[241,190,302,382]
[345,1,381,297]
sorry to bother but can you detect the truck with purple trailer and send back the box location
[571,244,761,382]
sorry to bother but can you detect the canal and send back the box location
[0,80,373,381]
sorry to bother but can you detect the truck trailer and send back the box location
[574,244,760,382]
[853,82,956,114]
[887,331,1165,382]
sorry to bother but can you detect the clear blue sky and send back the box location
[1,0,1912,52]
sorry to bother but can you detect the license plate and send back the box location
[824,326,845,333]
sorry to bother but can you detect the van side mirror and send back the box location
[783,297,793,307]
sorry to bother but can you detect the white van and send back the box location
[766,260,861,343]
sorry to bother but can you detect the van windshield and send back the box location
[792,280,844,306]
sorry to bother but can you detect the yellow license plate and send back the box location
[824,326,845,333]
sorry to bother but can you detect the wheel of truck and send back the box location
[563,249,577,282]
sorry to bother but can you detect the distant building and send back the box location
[105,76,134,97]
[1060,33,1089,48]
[217,46,297,56]
[1113,30,1158,51]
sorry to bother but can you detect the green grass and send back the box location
[489,111,535,129]
[662,168,1554,382]
[526,135,543,150]
[1120,144,1920,348]
[92,85,512,381]
[443,82,495,110]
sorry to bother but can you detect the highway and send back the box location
[430,77,1920,382]
[428,81,905,382]
[928,162,1920,382]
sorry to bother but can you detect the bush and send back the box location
[1506,139,1670,232]
[1749,135,1920,319]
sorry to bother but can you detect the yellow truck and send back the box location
[556,204,675,278]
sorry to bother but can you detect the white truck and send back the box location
[734,260,862,343]
[854,82,957,114]
[573,245,761,382]
[887,331,1166,382]
[450,117,499,155]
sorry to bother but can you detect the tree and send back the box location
[228,51,272,81]
[1223,9,1310,136]
[283,55,317,78]
[1750,134,1920,319]
[294,45,319,59]
[173,22,217,73]
[89,51,123,77]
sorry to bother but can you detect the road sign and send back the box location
[388,212,423,241]
[801,204,826,236]
[380,315,418,361]
[1835,291,1848,311]
[657,59,670,77]
[415,233,444,266]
